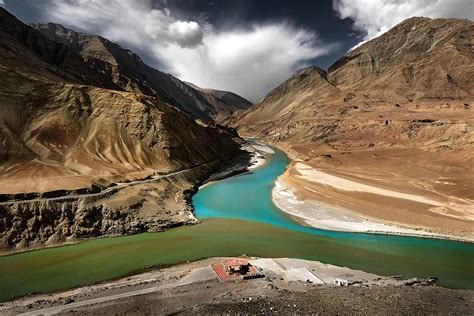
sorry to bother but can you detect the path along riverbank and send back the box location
[4,257,471,315]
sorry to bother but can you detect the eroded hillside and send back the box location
[31,22,253,121]
[230,17,474,238]
[0,8,246,251]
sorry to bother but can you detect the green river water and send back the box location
[0,143,472,302]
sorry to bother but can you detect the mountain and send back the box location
[230,17,474,237]
[231,17,473,149]
[0,8,245,250]
[0,7,242,193]
[328,17,472,101]
[185,81,253,111]
[31,22,252,121]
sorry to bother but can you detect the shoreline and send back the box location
[0,144,261,257]
[0,256,449,313]
[272,179,474,243]
[0,140,472,307]
[198,141,269,189]
[0,149,255,256]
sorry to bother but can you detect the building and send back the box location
[212,259,263,281]
[223,259,251,274]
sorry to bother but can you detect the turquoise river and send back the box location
[0,143,472,302]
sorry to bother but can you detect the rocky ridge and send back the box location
[0,159,230,251]
[0,8,247,251]
[230,17,473,151]
[31,22,252,121]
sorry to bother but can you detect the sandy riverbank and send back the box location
[201,141,271,187]
[273,180,473,242]
[271,144,474,242]
[2,257,465,315]
[247,143,269,170]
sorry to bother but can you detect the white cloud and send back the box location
[168,21,203,47]
[158,24,335,102]
[333,0,474,49]
[41,0,336,101]
[46,0,203,49]
[0,0,5,7]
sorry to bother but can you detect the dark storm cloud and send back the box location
[13,0,339,101]
[3,0,471,100]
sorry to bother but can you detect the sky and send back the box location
[2,0,473,101]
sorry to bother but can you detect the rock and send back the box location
[0,8,248,251]
[229,17,473,153]
[404,277,438,286]
[266,284,277,290]
[30,21,252,122]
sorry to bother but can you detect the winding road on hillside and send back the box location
[0,164,213,206]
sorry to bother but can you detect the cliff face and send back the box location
[231,17,473,151]
[0,8,242,194]
[31,22,252,121]
[0,8,245,251]
[0,161,226,251]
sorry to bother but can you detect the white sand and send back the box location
[248,153,266,170]
[272,180,462,240]
[252,144,275,154]
[246,142,274,170]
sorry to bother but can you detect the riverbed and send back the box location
[0,142,473,302]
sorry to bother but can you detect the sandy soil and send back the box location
[2,257,465,315]
[252,144,276,154]
[274,144,474,240]
[272,181,456,239]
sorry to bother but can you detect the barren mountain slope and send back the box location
[232,17,473,148]
[230,17,474,237]
[0,8,244,250]
[185,81,253,119]
[230,66,342,130]
[32,22,252,121]
[328,17,473,101]
[0,8,241,194]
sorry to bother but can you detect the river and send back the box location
[0,142,472,302]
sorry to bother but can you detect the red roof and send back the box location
[223,259,249,267]
[212,263,241,281]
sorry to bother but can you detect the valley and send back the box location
[0,5,472,315]
[231,17,474,239]
[0,7,249,251]
[0,143,472,305]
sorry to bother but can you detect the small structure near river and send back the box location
[212,259,263,281]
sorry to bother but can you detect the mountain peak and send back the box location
[321,17,472,95]
[232,16,472,147]
[30,21,252,121]
[294,66,327,80]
